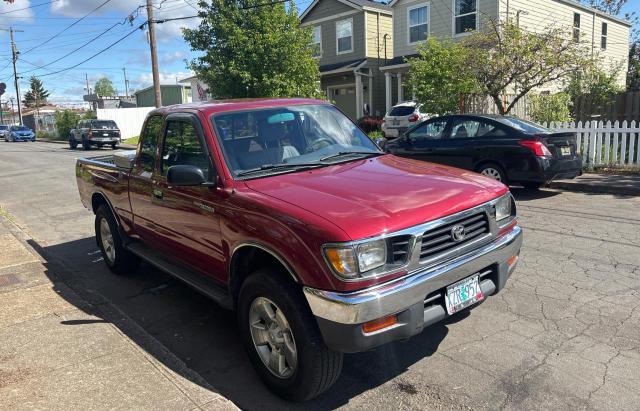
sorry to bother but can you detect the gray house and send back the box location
[300,0,394,119]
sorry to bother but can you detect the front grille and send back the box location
[387,235,412,265]
[419,212,490,261]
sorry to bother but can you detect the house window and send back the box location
[601,22,607,50]
[573,13,580,42]
[408,4,429,44]
[336,18,353,54]
[312,26,322,57]
[454,0,477,35]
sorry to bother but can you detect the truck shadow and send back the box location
[30,237,460,410]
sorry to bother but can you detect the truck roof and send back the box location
[150,98,328,116]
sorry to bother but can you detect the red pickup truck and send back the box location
[76,98,522,401]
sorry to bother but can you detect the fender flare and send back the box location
[230,242,299,284]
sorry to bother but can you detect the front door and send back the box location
[151,113,226,284]
[394,117,449,163]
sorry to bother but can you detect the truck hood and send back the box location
[244,155,508,240]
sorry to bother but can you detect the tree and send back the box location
[22,76,50,109]
[94,77,115,97]
[628,41,640,91]
[406,38,480,115]
[528,93,573,123]
[54,110,80,139]
[183,0,322,99]
[463,20,593,115]
[566,65,623,116]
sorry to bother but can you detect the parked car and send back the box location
[6,125,35,142]
[76,99,522,401]
[69,119,121,150]
[0,125,9,140]
[381,101,428,138]
[384,114,582,190]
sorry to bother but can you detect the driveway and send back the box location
[0,141,639,410]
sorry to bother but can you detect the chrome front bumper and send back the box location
[304,225,523,325]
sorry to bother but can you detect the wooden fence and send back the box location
[543,120,640,167]
[460,94,530,120]
[573,92,640,123]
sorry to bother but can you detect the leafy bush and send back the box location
[528,93,572,124]
[54,110,80,139]
[357,116,383,133]
[36,130,57,140]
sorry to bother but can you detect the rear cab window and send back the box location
[91,120,118,129]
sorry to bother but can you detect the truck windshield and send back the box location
[91,120,118,129]
[211,104,381,178]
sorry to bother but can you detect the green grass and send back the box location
[123,136,139,145]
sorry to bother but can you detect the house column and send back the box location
[368,75,373,115]
[355,72,363,119]
[385,71,392,114]
[397,73,403,104]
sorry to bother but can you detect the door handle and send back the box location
[152,189,163,200]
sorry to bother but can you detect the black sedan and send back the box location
[383,114,582,189]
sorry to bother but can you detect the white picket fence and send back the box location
[542,120,640,167]
[97,107,154,139]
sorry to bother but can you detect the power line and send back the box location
[0,0,60,15]
[21,0,114,56]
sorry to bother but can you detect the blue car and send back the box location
[7,125,36,142]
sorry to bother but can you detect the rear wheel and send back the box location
[477,163,508,184]
[238,269,343,401]
[522,182,544,190]
[95,205,140,275]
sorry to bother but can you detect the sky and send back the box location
[0,0,637,107]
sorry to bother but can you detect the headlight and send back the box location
[495,195,512,222]
[324,238,387,280]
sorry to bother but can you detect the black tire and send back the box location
[238,269,343,402]
[69,137,78,149]
[522,182,544,190]
[95,205,140,275]
[82,136,91,150]
[111,142,118,150]
[97,143,104,149]
[476,162,508,184]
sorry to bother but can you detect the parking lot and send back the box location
[1,141,639,410]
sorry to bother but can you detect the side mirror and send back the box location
[167,165,207,186]
[373,137,386,149]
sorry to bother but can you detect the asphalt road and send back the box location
[1,141,639,410]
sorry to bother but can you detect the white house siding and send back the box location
[365,11,394,59]
[501,0,630,89]
[392,0,499,57]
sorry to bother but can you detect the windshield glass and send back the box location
[11,126,29,131]
[0,125,8,130]
[91,120,117,129]
[499,117,549,133]
[211,104,380,178]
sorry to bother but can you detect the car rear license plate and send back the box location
[560,146,571,156]
[392,120,399,126]
[445,275,484,315]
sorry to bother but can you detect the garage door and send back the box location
[329,87,357,120]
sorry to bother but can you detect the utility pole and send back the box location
[146,0,162,108]
[1,27,24,125]
[85,73,91,95]
[122,67,129,98]
[9,97,15,125]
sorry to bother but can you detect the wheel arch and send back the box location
[91,192,120,226]
[229,243,299,307]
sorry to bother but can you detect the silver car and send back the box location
[381,102,428,138]
[0,125,9,141]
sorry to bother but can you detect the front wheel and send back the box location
[82,137,91,150]
[111,142,118,150]
[69,138,78,149]
[238,270,343,401]
[95,205,140,275]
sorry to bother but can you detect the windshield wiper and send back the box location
[319,151,382,162]
[236,163,323,177]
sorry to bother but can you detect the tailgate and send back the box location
[541,132,578,159]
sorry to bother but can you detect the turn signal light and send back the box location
[507,255,518,267]
[362,314,397,334]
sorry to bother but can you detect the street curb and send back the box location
[37,138,137,150]
[0,214,238,410]
[548,181,640,197]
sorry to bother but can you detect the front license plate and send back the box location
[103,133,109,137]
[560,146,571,156]
[445,275,484,315]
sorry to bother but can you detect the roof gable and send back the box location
[300,0,391,23]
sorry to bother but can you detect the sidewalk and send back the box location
[548,172,640,196]
[0,216,238,410]
[37,138,137,150]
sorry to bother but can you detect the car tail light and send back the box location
[408,114,419,122]
[519,140,552,157]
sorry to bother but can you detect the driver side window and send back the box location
[407,118,448,141]
[160,118,210,177]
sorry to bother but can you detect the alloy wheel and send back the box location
[249,297,298,379]
[480,167,502,182]
[99,218,116,264]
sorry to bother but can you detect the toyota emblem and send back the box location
[451,225,466,242]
